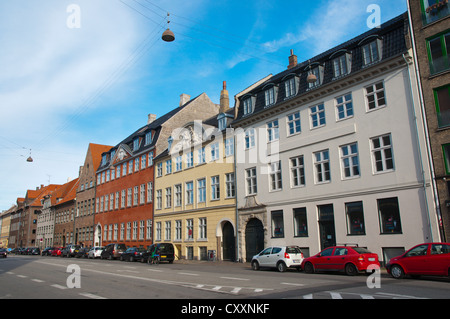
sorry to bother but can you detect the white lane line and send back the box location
[178,272,199,276]
[212,286,222,291]
[32,279,45,283]
[280,282,305,287]
[230,288,242,294]
[51,284,68,290]
[16,275,27,278]
[220,276,249,281]
[79,292,107,299]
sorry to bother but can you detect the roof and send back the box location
[50,178,79,206]
[233,12,409,124]
[89,143,113,173]
[27,184,61,207]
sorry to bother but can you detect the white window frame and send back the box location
[341,143,360,179]
[314,150,331,183]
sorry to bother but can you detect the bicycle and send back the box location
[148,253,160,265]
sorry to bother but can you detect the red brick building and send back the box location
[94,93,220,248]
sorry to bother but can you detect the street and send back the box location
[1,254,449,302]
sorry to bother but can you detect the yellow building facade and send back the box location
[153,116,236,261]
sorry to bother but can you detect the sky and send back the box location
[0,0,407,211]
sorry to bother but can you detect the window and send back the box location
[186,219,194,240]
[225,173,235,198]
[127,188,132,207]
[285,77,296,98]
[211,143,219,161]
[121,190,125,208]
[175,220,182,241]
[211,176,220,200]
[141,154,146,169]
[243,97,253,115]
[139,220,144,240]
[175,156,182,172]
[287,112,301,135]
[133,186,138,206]
[186,151,194,168]
[128,160,133,174]
[157,163,163,177]
[147,182,153,203]
[308,66,323,88]
[165,159,172,174]
[115,192,119,209]
[134,157,139,172]
[199,218,207,239]
[133,221,138,240]
[269,161,282,191]
[378,197,402,234]
[271,210,284,238]
[156,189,162,210]
[267,119,279,142]
[290,156,305,187]
[140,184,145,204]
[246,167,257,195]
[198,178,206,203]
[145,131,152,145]
[310,104,326,128]
[336,93,354,120]
[122,162,127,176]
[165,221,171,241]
[333,53,351,77]
[366,82,386,110]
[225,138,234,157]
[341,143,360,178]
[148,152,153,167]
[371,134,394,173]
[245,128,256,149]
[362,40,382,65]
[116,165,121,179]
[434,85,450,127]
[175,184,182,206]
[421,0,450,25]
[293,208,308,237]
[314,150,330,183]
[165,187,172,208]
[442,144,450,174]
[156,222,161,241]
[197,148,205,165]
[133,138,140,151]
[427,31,450,74]
[146,219,152,240]
[346,201,365,235]
[186,181,194,205]
[265,87,276,106]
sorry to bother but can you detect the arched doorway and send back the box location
[222,221,235,261]
[94,224,102,246]
[245,218,264,262]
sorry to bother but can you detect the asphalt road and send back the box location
[1,254,449,303]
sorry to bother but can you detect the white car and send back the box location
[251,246,304,272]
[88,246,104,259]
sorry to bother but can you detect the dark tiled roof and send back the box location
[233,12,409,124]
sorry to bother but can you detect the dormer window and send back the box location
[110,150,116,160]
[133,138,140,151]
[145,131,152,145]
[284,76,298,99]
[264,85,277,107]
[362,38,383,66]
[333,53,352,78]
[243,97,253,115]
[218,113,227,131]
[101,154,107,166]
[308,65,324,89]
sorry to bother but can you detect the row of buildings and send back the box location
[1,3,449,264]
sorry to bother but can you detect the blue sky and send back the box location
[0,0,407,211]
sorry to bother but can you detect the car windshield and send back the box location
[353,247,372,254]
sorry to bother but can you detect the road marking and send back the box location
[147,268,163,272]
[6,272,14,275]
[32,279,45,283]
[51,284,67,290]
[16,275,27,278]
[281,282,305,287]
[79,292,107,299]
[303,294,313,299]
[230,288,242,294]
[212,286,222,291]
[375,292,429,299]
[220,276,249,281]
[178,272,199,276]
[329,292,343,299]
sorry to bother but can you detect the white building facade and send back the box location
[232,14,441,264]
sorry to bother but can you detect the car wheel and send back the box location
[345,263,358,276]
[390,265,405,279]
[251,261,260,271]
[303,262,315,274]
[277,261,287,272]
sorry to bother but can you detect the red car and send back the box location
[51,247,62,257]
[386,242,450,279]
[301,245,380,276]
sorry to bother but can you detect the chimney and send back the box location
[147,114,157,124]
[180,94,190,107]
[287,49,298,69]
[219,81,229,113]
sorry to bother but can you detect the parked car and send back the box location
[141,243,175,264]
[301,245,380,276]
[60,247,71,257]
[120,247,146,262]
[100,243,127,260]
[0,248,7,258]
[30,247,40,255]
[386,242,450,279]
[41,247,54,256]
[51,247,63,257]
[75,247,90,258]
[66,244,81,257]
[251,245,304,272]
[88,246,104,259]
